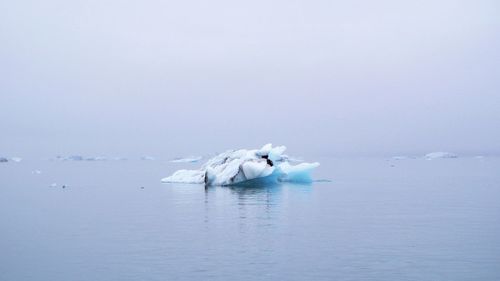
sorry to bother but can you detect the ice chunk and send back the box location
[425,152,458,160]
[161,144,319,186]
[269,145,287,162]
[57,155,108,161]
[113,157,128,161]
[11,157,22,162]
[278,162,320,183]
[314,179,333,183]
[85,156,107,161]
[392,156,409,160]
[256,143,273,156]
[161,170,205,184]
[241,160,275,179]
[170,156,202,163]
[141,156,155,161]
[69,155,84,161]
[285,156,304,163]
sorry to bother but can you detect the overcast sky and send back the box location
[1,0,499,158]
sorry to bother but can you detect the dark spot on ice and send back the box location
[261,155,273,167]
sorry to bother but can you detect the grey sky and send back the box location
[1,0,499,157]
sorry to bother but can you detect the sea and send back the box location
[1,156,499,280]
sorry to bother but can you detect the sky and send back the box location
[1,0,499,158]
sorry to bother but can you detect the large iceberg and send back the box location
[161,144,320,186]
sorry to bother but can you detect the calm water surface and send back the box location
[1,157,499,280]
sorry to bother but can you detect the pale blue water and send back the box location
[1,157,499,280]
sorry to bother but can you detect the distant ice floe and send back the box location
[391,155,422,160]
[425,152,458,160]
[0,156,23,163]
[67,155,84,161]
[170,156,202,163]
[392,156,409,160]
[84,156,107,161]
[53,155,108,161]
[161,144,320,186]
[141,156,155,161]
[113,157,128,161]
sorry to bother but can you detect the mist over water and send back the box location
[1,0,499,157]
[1,0,500,280]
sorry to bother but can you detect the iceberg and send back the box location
[425,152,458,159]
[161,144,320,186]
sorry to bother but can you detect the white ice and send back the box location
[85,156,107,161]
[164,169,205,184]
[425,152,458,159]
[141,156,155,161]
[161,144,320,186]
[392,156,409,160]
[170,156,203,163]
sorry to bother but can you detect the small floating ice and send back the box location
[392,156,409,160]
[55,155,108,161]
[85,156,107,161]
[170,156,202,163]
[286,156,304,163]
[425,152,458,160]
[50,183,57,187]
[161,144,320,186]
[141,156,155,161]
[113,157,128,161]
[68,155,84,161]
[32,170,42,174]
[11,157,22,162]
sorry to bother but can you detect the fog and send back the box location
[1,0,499,158]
